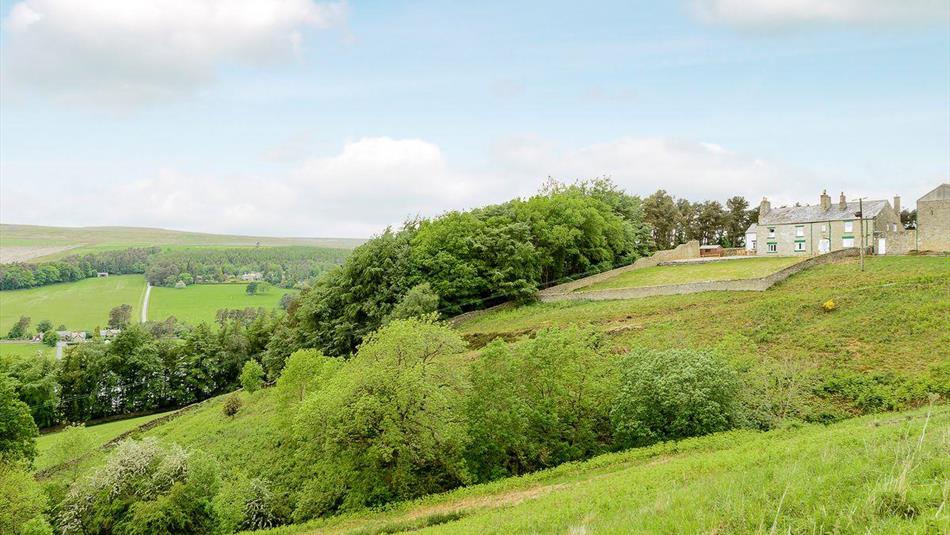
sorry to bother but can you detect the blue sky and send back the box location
[1,0,948,237]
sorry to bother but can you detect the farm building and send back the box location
[99,328,122,339]
[96,272,109,277]
[916,183,950,252]
[240,272,264,281]
[750,190,907,256]
[57,331,87,343]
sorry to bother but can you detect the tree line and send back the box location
[0,247,158,290]
[642,190,758,250]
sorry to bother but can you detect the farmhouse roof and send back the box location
[745,223,757,234]
[759,200,888,225]
[918,183,950,202]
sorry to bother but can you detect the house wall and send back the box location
[918,197,950,252]
[755,218,869,256]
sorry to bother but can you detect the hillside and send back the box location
[0,224,365,262]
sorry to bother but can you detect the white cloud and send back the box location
[692,0,949,29]
[0,0,347,105]
[1,135,818,238]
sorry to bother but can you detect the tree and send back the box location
[37,319,53,333]
[0,373,39,464]
[240,360,264,393]
[385,282,440,322]
[245,282,259,295]
[48,424,97,482]
[275,349,341,406]
[611,348,740,448]
[643,190,680,250]
[7,315,31,339]
[108,304,132,329]
[292,317,469,519]
[466,328,618,482]
[724,196,752,247]
[42,329,58,347]
[278,293,295,311]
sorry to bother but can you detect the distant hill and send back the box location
[0,224,366,262]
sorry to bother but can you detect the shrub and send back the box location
[42,329,58,347]
[214,475,285,532]
[223,394,242,417]
[465,327,619,482]
[174,280,187,289]
[240,360,265,393]
[292,317,469,519]
[0,461,50,534]
[57,439,220,535]
[611,348,740,448]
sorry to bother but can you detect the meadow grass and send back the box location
[147,284,296,324]
[579,255,802,291]
[0,341,55,363]
[35,411,172,471]
[250,405,948,535]
[461,256,950,375]
[0,274,146,333]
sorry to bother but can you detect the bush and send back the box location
[0,461,50,534]
[611,348,740,448]
[292,317,469,519]
[240,360,264,393]
[223,394,242,417]
[0,373,39,464]
[275,349,341,406]
[57,439,220,535]
[466,328,618,482]
[42,329,58,347]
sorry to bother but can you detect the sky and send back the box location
[1,0,948,238]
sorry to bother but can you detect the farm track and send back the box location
[140,283,151,323]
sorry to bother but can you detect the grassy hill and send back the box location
[579,255,802,291]
[147,283,297,324]
[0,275,146,333]
[0,341,55,363]
[0,224,365,262]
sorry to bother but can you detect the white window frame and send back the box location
[844,221,853,233]
[767,243,777,253]
[768,227,776,238]
[795,226,805,237]
[842,237,855,248]
[794,241,806,252]
[820,224,827,232]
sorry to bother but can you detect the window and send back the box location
[795,226,804,237]
[842,237,855,248]
[844,221,853,233]
[794,241,806,252]
[821,224,827,232]
[768,227,776,238]
[767,243,777,253]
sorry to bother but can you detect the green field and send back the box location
[148,283,296,324]
[0,341,55,363]
[0,224,364,261]
[579,256,803,292]
[35,411,173,471]
[0,275,146,334]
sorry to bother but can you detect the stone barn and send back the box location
[917,183,950,252]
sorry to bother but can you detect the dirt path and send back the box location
[140,283,151,323]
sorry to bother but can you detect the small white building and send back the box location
[745,224,757,252]
[96,272,109,277]
[240,272,264,282]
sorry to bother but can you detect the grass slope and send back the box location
[0,224,364,261]
[463,257,949,376]
[580,256,802,291]
[259,405,948,535]
[0,274,146,333]
[35,412,172,471]
[148,284,296,324]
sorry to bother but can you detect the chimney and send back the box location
[839,192,847,210]
[820,190,831,211]
[893,195,901,213]
[759,197,771,219]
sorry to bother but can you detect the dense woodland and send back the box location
[0,245,348,291]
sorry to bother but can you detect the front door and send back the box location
[819,239,830,254]
[878,238,886,255]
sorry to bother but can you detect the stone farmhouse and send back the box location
[747,184,949,256]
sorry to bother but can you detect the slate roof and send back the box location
[919,183,950,202]
[759,200,888,225]
[745,223,757,234]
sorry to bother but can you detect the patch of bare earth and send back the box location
[0,245,77,263]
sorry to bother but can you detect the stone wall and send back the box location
[918,198,950,252]
[538,240,700,296]
[539,248,859,303]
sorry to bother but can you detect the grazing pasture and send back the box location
[0,275,146,334]
[35,411,173,471]
[579,255,803,292]
[147,283,295,324]
[0,341,55,363]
